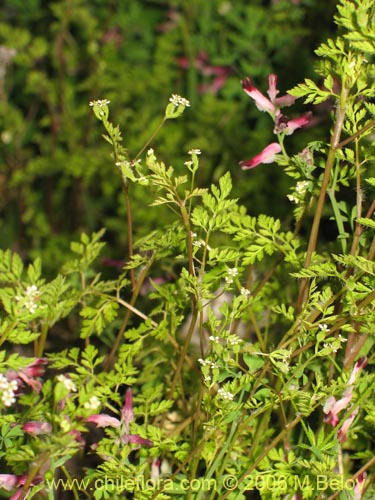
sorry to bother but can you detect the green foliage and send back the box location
[1,1,375,499]
[0,0,329,272]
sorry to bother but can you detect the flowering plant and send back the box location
[1,1,375,499]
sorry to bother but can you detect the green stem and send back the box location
[298,86,350,308]
[133,117,166,162]
[348,139,363,256]
[35,322,49,357]
[327,188,347,253]
[103,254,155,370]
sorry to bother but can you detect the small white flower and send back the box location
[217,388,234,401]
[9,380,18,391]
[287,194,298,203]
[57,375,77,392]
[184,160,193,168]
[89,99,110,107]
[188,149,201,155]
[16,285,40,313]
[0,373,8,390]
[209,335,220,343]
[1,131,12,144]
[228,335,241,346]
[169,94,190,107]
[84,395,101,410]
[319,323,330,333]
[296,180,309,195]
[226,268,238,283]
[2,389,16,407]
[240,287,251,298]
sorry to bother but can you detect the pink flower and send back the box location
[283,112,312,135]
[86,414,121,428]
[122,388,133,433]
[242,74,295,114]
[240,143,282,169]
[178,51,230,95]
[323,358,367,428]
[87,388,153,448]
[7,358,47,393]
[22,421,52,435]
[337,406,359,442]
[323,390,352,427]
[354,472,366,500]
[242,77,276,113]
[267,74,295,107]
[0,475,19,491]
[0,474,42,500]
[126,434,153,447]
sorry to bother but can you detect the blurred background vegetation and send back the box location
[0,0,337,274]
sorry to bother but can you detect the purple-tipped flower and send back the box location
[122,388,133,433]
[126,434,153,447]
[7,358,48,393]
[323,357,367,428]
[240,143,282,170]
[86,414,121,428]
[284,112,312,135]
[242,74,295,115]
[242,77,276,113]
[0,475,19,492]
[0,474,43,500]
[323,389,352,427]
[337,406,359,442]
[354,472,366,500]
[22,421,52,435]
[267,74,295,107]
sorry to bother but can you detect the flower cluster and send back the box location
[225,267,238,284]
[89,99,110,107]
[169,94,190,107]
[217,387,234,401]
[0,374,18,407]
[240,74,311,169]
[287,180,310,204]
[15,285,40,314]
[323,357,367,442]
[165,94,190,119]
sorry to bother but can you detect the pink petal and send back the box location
[267,74,279,102]
[127,434,153,447]
[0,475,19,491]
[86,414,121,428]
[240,143,282,170]
[275,94,296,107]
[122,388,133,431]
[241,77,275,113]
[284,112,312,135]
[22,421,52,435]
[348,357,367,385]
[338,407,359,442]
